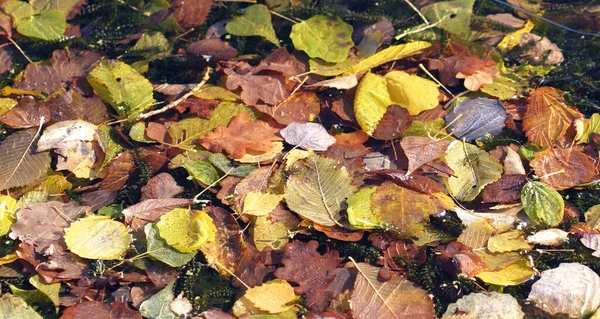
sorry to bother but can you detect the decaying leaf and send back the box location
[280,122,336,151]
[445,98,507,141]
[521,181,564,227]
[401,136,451,174]
[443,292,524,319]
[372,105,413,141]
[156,208,217,253]
[226,4,279,47]
[0,128,50,191]
[530,147,596,190]
[290,15,353,63]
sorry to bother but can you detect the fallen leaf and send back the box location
[0,128,51,191]
[45,89,109,125]
[436,242,486,276]
[422,0,475,35]
[254,91,320,125]
[401,136,451,174]
[64,215,131,260]
[528,263,600,317]
[354,72,392,135]
[372,105,413,141]
[581,232,600,258]
[144,224,196,268]
[520,33,564,65]
[526,228,569,246]
[521,181,564,227]
[171,0,212,30]
[0,96,50,128]
[186,39,238,60]
[385,71,440,116]
[139,280,177,319]
[530,147,596,190]
[0,294,43,319]
[443,292,524,319]
[481,174,528,203]
[307,75,358,90]
[237,280,297,313]
[156,208,217,253]
[242,192,284,216]
[280,122,336,151]
[475,258,535,286]
[141,173,183,200]
[98,151,135,192]
[201,206,245,276]
[226,4,279,46]
[445,98,507,141]
[345,41,431,75]
[487,230,532,253]
[290,15,353,63]
[225,72,289,106]
[201,113,282,159]
[122,198,193,231]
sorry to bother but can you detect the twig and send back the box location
[136,67,212,120]
[7,38,33,64]
[402,0,429,25]
[418,63,455,98]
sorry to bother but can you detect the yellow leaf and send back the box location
[354,72,392,135]
[29,275,60,306]
[476,259,536,286]
[0,253,18,265]
[0,195,17,236]
[242,279,298,313]
[243,192,283,216]
[253,215,295,251]
[156,208,217,253]
[385,71,439,115]
[64,215,131,260]
[457,219,494,249]
[487,230,532,253]
[347,186,379,229]
[497,20,535,51]
[344,41,432,75]
[237,141,284,163]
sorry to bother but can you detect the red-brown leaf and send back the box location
[400,136,451,174]
[530,147,597,190]
[372,105,413,140]
[0,96,50,128]
[482,174,528,203]
[60,301,142,319]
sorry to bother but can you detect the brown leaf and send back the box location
[231,166,274,213]
[520,33,564,65]
[0,96,50,128]
[15,49,104,95]
[323,131,370,185]
[16,243,89,283]
[0,46,14,74]
[530,147,596,190]
[122,198,193,231]
[225,72,289,106]
[252,47,307,76]
[60,301,142,319]
[254,92,321,125]
[11,201,89,253]
[146,262,178,289]
[365,170,444,194]
[201,206,246,276]
[400,136,451,174]
[80,190,116,211]
[482,174,528,203]
[171,0,212,30]
[372,105,413,140]
[436,242,486,277]
[233,244,277,289]
[200,113,282,159]
[174,97,219,119]
[274,240,341,311]
[99,151,135,192]
[186,39,238,60]
[45,89,109,125]
[523,87,583,148]
[141,172,183,200]
[313,224,364,242]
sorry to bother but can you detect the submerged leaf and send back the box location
[529,147,596,191]
[290,15,353,63]
[345,41,431,75]
[226,4,279,46]
[0,294,42,319]
[521,181,564,227]
[445,98,506,141]
[385,71,439,115]
[354,72,392,135]
[239,280,297,313]
[139,280,177,319]
[422,0,476,35]
[279,122,336,151]
[444,292,524,318]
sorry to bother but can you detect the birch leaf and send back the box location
[284,153,357,226]
[226,4,279,47]
[0,128,50,191]
[351,263,435,319]
[445,140,502,202]
[64,215,131,260]
[521,181,564,227]
[290,15,353,63]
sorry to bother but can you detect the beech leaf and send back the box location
[521,181,564,227]
[64,215,131,260]
[226,4,279,46]
[0,128,50,191]
[279,122,336,151]
[290,15,353,63]
[284,153,357,226]
[445,98,507,141]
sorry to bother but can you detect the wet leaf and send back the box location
[530,147,596,190]
[345,41,431,75]
[346,187,379,229]
[225,72,289,106]
[64,215,131,260]
[475,258,535,286]
[156,208,217,253]
[29,275,59,306]
[528,263,600,317]
[182,160,219,185]
[401,136,451,174]
[280,122,336,151]
[372,105,413,141]
[243,192,284,216]
[445,140,503,202]
[290,15,353,63]
[139,280,177,319]
[226,4,279,46]
[0,294,42,319]
[354,72,392,135]
[284,153,357,226]
[385,71,439,116]
[487,230,532,253]
[481,174,528,203]
[61,301,142,319]
[0,195,17,236]
[526,228,569,246]
[0,128,50,191]
[3,1,66,40]
[145,223,196,267]
[422,0,475,35]
[171,0,212,30]
[0,96,50,128]
[521,181,564,227]
[201,206,245,276]
[238,280,297,313]
[445,98,506,141]
[443,292,524,318]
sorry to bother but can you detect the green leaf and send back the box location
[16,10,66,40]
[226,4,279,47]
[145,223,196,267]
[575,113,600,144]
[445,140,502,202]
[182,160,219,185]
[31,0,81,16]
[28,275,59,307]
[422,0,475,35]
[129,122,157,143]
[131,32,170,56]
[97,124,125,174]
[168,102,257,150]
[354,72,392,135]
[156,208,217,253]
[0,294,42,319]
[2,1,36,21]
[344,41,431,75]
[346,187,379,229]
[139,280,177,319]
[0,128,50,191]
[290,15,353,63]
[64,215,132,260]
[521,181,564,227]
[385,71,439,115]
[0,98,17,116]
[87,60,155,119]
[208,153,256,177]
[284,153,357,226]
[480,64,553,100]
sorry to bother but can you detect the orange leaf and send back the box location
[530,147,596,190]
[522,87,583,148]
[201,113,282,159]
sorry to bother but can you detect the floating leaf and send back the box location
[351,262,435,319]
[475,258,535,286]
[226,4,279,46]
[87,60,155,119]
[0,128,50,191]
[585,205,600,231]
[444,292,524,318]
[242,192,284,216]
[0,294,42,319]
[487,230,532,253]
[445,98,506,141]
[290,15,353,63]
[522,87,583,148]
[345,41,431,75]
[284,153,357,226]
[354,72,392,135]
[372,105,413,140]
[575,113,600,144]
[385,71,439,115]
[201,207,246,275]
[526,228,569,246]
[238,280,297,313]
[528,263,600,317]
[445,140,502,202]
[156,208,217,253]
[64,215,131,260]
[530,147,596,190]
[145,224,196,268]
[422,0,476,35]
[279,122,336,151]
[140,280,177,319]
[3,1,66,40]
[521,181,564,227]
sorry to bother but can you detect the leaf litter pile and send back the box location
[0,0,600,318]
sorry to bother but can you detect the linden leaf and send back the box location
[444,292,525,318]
[240,280,297,313]
[522,87,583,148]
[521,181,564,227]
[344,41,431,75]
[64,215,131,260]
[528,263,600,317]
[156,208,217,253]
[145,224,196,268]
[530,147,596,190]
[226,4,279,46]
[351,263,435,319]
[385,71,439,115]
[200,113,282,159]
[400,136,451,174]
[354,72,392,135]
[445,98,507,142]
[422,0,476,35]
[475,258,535,286]
[279,122,336,151]
[290,15,353,63]
[445,140,503,202]
[0,128,50,191]
[242,192,284,216]
[284,153,357,226]
[87,60,155,119]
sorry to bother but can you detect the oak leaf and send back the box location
[530,147,596,190]
[201,113,282,159]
